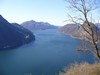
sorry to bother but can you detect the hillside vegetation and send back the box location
[59,62,100,75]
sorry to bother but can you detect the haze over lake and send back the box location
[0,29,95,75]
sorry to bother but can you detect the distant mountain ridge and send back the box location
[0,15,35,50]
[58,24,80,35]
[20,20,58,30]
[59,22,100,41]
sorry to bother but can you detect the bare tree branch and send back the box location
[65,0,100,59]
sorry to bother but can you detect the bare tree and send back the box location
[65,0,100,59]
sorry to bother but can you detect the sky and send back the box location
[0,0,100,26]
[0,0,67,26]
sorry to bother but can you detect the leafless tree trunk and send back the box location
[65,0,100,59]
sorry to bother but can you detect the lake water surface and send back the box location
[0,29,95,75]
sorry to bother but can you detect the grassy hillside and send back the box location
[59,62,100,75]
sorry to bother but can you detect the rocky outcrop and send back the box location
[0,15,35,50]
[21,20,58,30]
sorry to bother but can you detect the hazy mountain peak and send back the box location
[21,20,58,30]
[28,20,36,22]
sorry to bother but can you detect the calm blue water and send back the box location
[0,29,95,75]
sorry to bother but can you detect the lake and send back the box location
[0,29,96,75]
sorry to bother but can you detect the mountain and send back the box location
[0,15,35,50]
[21,20,58,30]
[95,23,100,29]
[58,24,80,35]
[59,22,99,41]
